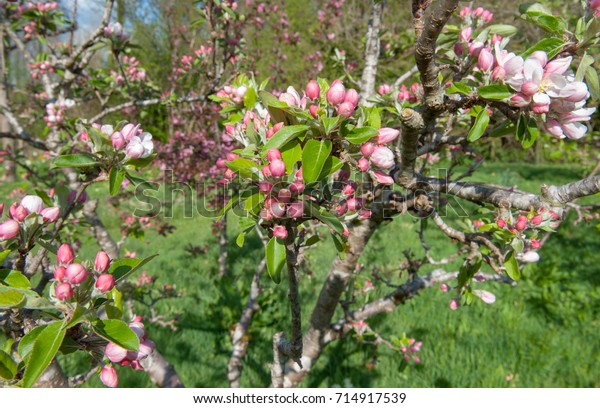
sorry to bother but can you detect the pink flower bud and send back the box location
[260,208,273,221]
[65,263,88,285]
[360,142,376,157]
[111,131,125,149]
[544,56,572,75]
[273,225,288,239]
[459,27,472,43]
[100,366,118,388]
[357,157,370,172]
[278,189,292,203]
[482,10,493,22]
[342,182,356,196]
[105,342,128,363]
[515,215,528,231]
[343,88,359,107]
[216,159,228,169]
[309,104,319,118]
[532,102,549,114]
[473,7,484,17]
[20,195,44,214]
[269,159,286,177]
[372,170,394,185]
[522,251,540,263]
[0,202,3,217]
[336,202,347,216]
[270,201,286,218]
[346,197,362,212]
[224,169,236,179]
[295,168,303,181]
[258,181,273,193]
[95,273,115,293]
[287,201,304,218]
[375,128,400,144]
[266,148,282,162]
[40,206,60,223]
[359,209,372,220]
[509,93,531,107]
[326,80,346,106]
[477,48,494,72]
[531,239,541,249]
[449,299,459,310]
[55,282,73,300]
[440,283,449,292]
[454,43,464,56]
[54,266,66,282]
[279,92,298,106]
[121,124,139,141]
[459,6,471,17]
[0,219,20,240]
[95,251,111,273]
[497,218,506,228]
[529,51,548,67]
[10,204,27,222]
[305,80,320,99]
[57,244,75,265]
[136,339,155,360]
[370,146,395,169]
[261,165,272,178]
[290,181,305,195]
[126,142,144,159]
[473,289,496,304]
[226,153,239,161]
[468,41,485,57]
[129,321,146,340]
[491,66,506,82]
[337,102,354,118]
[378,84,392,95]
[531,215,542,225]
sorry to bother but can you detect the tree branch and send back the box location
[359,1,384,104]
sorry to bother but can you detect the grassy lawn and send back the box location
[3,161,600,387]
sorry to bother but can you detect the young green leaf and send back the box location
[52,154,98,168]
[109,168,126,196]
[108,254,159,283]
[93,319,140,351]
[467,108,490,142]
[477,84,513,100]
[345,126,379,144]
[0,269,31,289]
[263,125,309,151]
[503,250,521,281]
[301,140,332,183]
[22,321,66,388]
[0,349,17,380]
[265,237,286,284]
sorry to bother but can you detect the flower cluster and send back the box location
[92,122,154,159]
[44,99,75,127]
[400,338,423,364]
[104,22,130,44]
[215,84,248,106]
[591,0,600,17]
[0,195,60,241]
[100,317,156,387]
[490,45,596,139]
[458,6,494,24]
[52,244,115,300]
[356,128,399,185]
[27,60,54,79]
[111,56,146,85]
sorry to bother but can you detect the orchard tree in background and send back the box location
[0,0,598,389]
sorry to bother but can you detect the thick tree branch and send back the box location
[414,0,459,111]
[359,1,384,104]
[397,107,425,187]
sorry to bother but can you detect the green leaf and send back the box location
[0,250,10,265]
[280,140,303,174]
[265,237,286,284]
[0,349,17,380]
[345,126,378,144]
[22,321,66,388]
[477,84,513,100]
[503,250,520,281]
[367,107,381,128]
[322,116,341,135]
[236,232,245,247]
[108,255,159,283]
[301,140,332,183]
[226,158,259,179]
[244,87,257,110]
[124,153,157,168]
[263,125,309,151]
[446,82,472,96]
[516,114,539,149]
[0,289,24,308]
[93,319,139,351]
[66,305,91,329]
[467,108,490,142]
[304,201,345,235]
[52,154,98,168]
[487,24,519,36]
[109,168,126,196]
[585,67,600,101]
[18,325,45,360]
[0,269,31,289]
[522,37,564,59]
[318,156,344,181]
[575,54,594,82]
[304,235,321,247]
[258,90,288,123]
[519,3,567,34]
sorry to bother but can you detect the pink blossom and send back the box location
[370,146,395,169]
[372,170,394,185]
[273,225,288,239]
[0,219,19,240]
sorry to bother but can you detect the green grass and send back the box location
[3,161,600,387]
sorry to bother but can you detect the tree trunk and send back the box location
[218,215,228,276]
